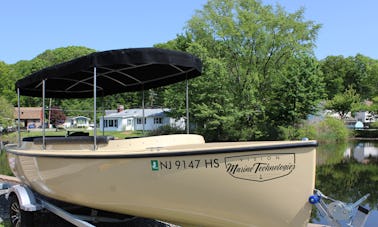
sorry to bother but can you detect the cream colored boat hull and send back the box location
[6,134,316,227]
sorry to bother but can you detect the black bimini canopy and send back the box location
[15,48,202,98]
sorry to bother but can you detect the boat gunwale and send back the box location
[6,140,317,159]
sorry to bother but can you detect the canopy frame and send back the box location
[15,48,202,150]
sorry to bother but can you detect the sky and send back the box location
[1,0,378,64]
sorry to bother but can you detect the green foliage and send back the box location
[366,96,378,115]
[147,125,185,136]
[0,96,14,127]
[278,123,318,141]
[35,46,95,66]
[320,54,378,100]
[1,1,377,142]
[297,123,317,140]
[277,117,349,142]
[324,87,361,119]
[315,117,349,143]
[162,42,240,141]
[268,54,325,137]
[0,150,13,176]
[0,61,14,102]
[170,0,323,141]
[277,125,298,140]
[320,56,350,99]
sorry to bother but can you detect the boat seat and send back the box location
[23,136,114,145]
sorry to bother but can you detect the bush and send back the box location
[277,126,298,140]
[147,125,185,136]
[314,117,349,143]
[276,117,349,143]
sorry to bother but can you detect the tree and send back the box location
[0,96,14,128]
[319,56,351,99]
[157,37,237,141]
[320,54,378,100]
[0,61,17,104]
[355,55,378,99]
[268,54,324,136]
[49,106,66,127]
[7,46,95,107]
[181,0,322,140]
[324,87,361,119]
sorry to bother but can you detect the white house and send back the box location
[99,108,185,132]
[64,116,91,128]
[355,111,377,123]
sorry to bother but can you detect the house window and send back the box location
[137,118,146,124]
[105,119,118,128]
[154,117,163,124]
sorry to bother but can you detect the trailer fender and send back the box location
[6,185,42,211]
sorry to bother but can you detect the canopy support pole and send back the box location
[186,78,189,134]
[17,88,21,147]
[142,89,145,134]
[93,67,97,150]
[42,80,46,149]
[101,96,105,136]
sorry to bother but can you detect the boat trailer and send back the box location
[3,184,174,227]
[1,183,372,227]
[309,189,370,227]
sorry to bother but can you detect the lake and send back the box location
[311,140,378,226]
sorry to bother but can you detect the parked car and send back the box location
[28,123,36,129]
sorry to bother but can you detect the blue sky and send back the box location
[1,0,377,64]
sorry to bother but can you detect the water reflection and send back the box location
[346,142,378,163]
[311,141,378,226]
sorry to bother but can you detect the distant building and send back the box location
[14,107,43,128]
[99,108,184,132]
[64,116,91,128]
[355,111,376,123]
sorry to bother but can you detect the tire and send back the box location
[8,194,34,227]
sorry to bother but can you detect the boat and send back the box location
[6,48,317,227]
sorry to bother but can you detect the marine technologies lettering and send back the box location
[225,153,295,182]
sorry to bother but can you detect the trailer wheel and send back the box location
[9,194,34,227]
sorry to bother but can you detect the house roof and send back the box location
[14,107,42,120]
[71,116,90,120]
[104,108,170,119]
